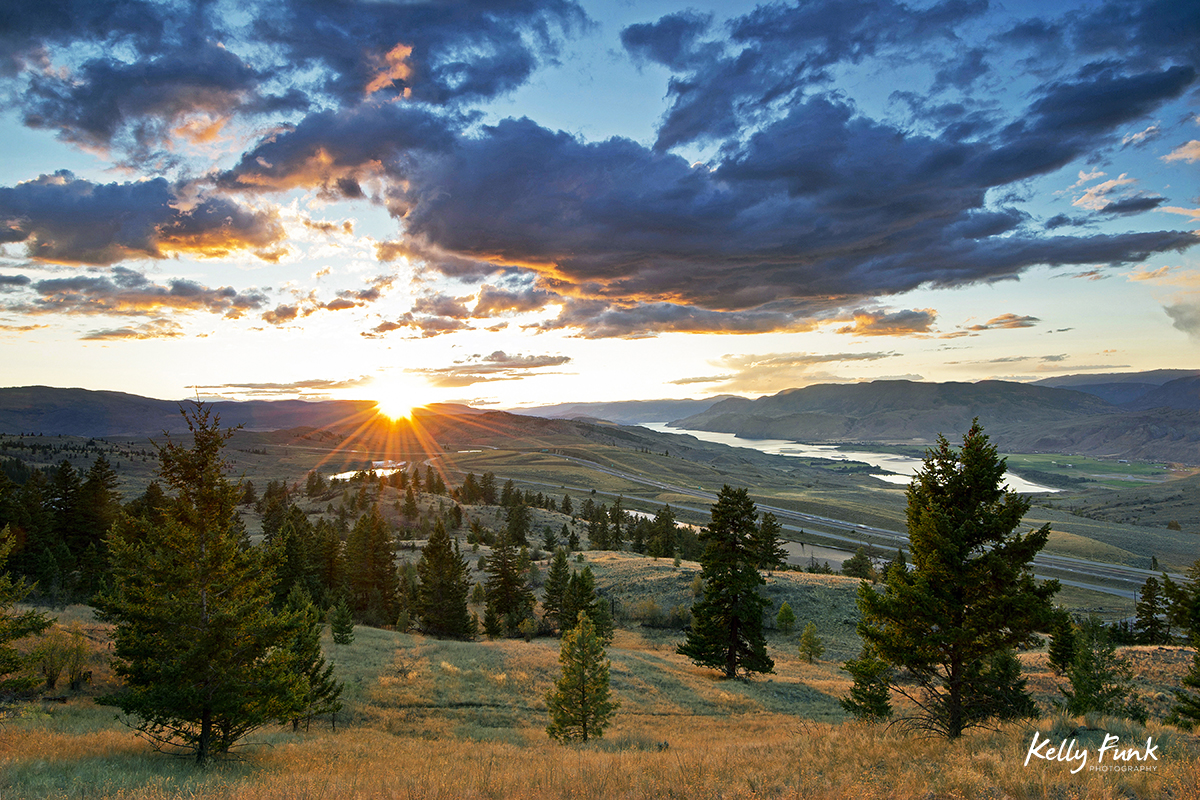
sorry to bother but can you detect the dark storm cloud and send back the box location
[0,275,31,289]
[396,114,1200,325]
[0,0,165,77]
[249,0,589,105]
[217,103,458,197]
[26,267,267,318]
[0,172,285,265]
[21,40,298,151]
[622,0,989,151]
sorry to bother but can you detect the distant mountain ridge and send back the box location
[1034,370,1200,409]
[512,396,739,424]
[0,386,379,437]
[670,378,1200,463]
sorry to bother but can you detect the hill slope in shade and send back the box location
[1122,375,1200,411]
[671,379,1200,463]
[512,396,739,424]
[1033,369,1200,407]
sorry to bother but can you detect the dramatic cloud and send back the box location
[0,172,284,265]
[23,267,266,318]
[409,351,572,387]
[835,309,937,337]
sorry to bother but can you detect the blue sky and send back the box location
[1,0,1197,409]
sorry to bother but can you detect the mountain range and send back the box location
[1,370,1198,463]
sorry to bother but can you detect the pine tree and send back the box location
[1,525,54,703]
[1061,617,1146,723]
[798,621,824,663]
[855,421,1058,738]
[484,533,534,636]
[840,645,893,722]
[416,520,474,638]
[647,504,677,559]
[1047,610,1077,675]
[344,508,399,626]
[840,546,873,579]
[330,600,354,645]
[284,587,343,729]
[752,512,787,573]
[1134,576,1168,644]
[776,601,796,633]
[546,612,618,743]
[1170,647,1200,727]
[95,404,309,765]
[561,566,613,642]
[542,547,572,631]
[677,486,773,679]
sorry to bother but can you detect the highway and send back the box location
[456,450,1186,601]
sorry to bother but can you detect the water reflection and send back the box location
[638,423,1057,494]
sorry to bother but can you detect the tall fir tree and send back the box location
[856,421,1058,738]
[95,405,309,765]
[415,520,474,638]
[283,586,343,729]
[546,612,618,743]
[1,524,54,703]
[677,486,773,679]
[1133,576,1168,644]
[484,533,534,636]
[344,507,399,626]
[561,566,613,642]
[751,512,788,573]
[1061,617,1146,723]
[542,547,572,631]
[647,504,677,559]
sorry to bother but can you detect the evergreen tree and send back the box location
[855,421,1058,738]
[330,600,354,645]
[776,601,796,633]
[484,533,534,636]
[840,546,873,579]
[542,547,571,631]
[505,502,531,546]
[587,514,609,550]
[415,520,474,638]
[1,525,54,703]
[1170,647,1200,728]
[560,493,572,516]
[1133,576,1168,644]
[1047,610,1077,675]
[542,526,558,551]
[840,645,893,722]
[608,498,626,550]
[677,486,773,679]
[479,472,498,505]
[95,404,309,765]
[344,508,399,626]
[546,612,618,743]
[284,587,343,729]
[647,504,677,559]
[752,512,788,573]
[1163,562,1200,644]
[561,566,613,642]
[1061,617,1146,723]
[798,621,824,663]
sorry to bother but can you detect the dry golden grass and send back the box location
[5,561,1200,799]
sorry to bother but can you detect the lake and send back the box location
[638,423,1058,494]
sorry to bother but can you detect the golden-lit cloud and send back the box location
[1162,140,1200,163]
[408,351,572,387]
[365,43,414,95]
[834,308,937,337]
[80,318,185,340]
[22,267,267,319]
[964,313,1040,331]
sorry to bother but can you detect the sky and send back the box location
[0,0,1198,411]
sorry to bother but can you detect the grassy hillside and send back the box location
[4,555,1199,800]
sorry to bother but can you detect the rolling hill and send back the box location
[670,379,1200,463]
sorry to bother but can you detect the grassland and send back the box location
[4,553,1200,800]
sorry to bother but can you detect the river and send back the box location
[638,423,1058,494]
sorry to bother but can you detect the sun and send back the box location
[375,395,416,421]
